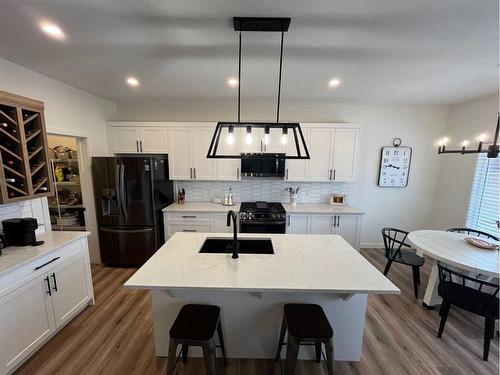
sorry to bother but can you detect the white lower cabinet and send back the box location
[0,236,93,375]
[286,214,309,234]
[0,275,55,373]
[214,214,232,233]
[286,213,362,250]
[50,254,90,328]
[164,210,362,249]
[335,215,359,248]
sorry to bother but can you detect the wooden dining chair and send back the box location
[381,228,425,298]
[436,262,499,361]
[447,227,499,242]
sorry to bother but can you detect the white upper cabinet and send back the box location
[331,128,359,181]
[108,122,359,182]
[192,128,217,180]
[168,126,218,181]
[141,128,168,153]
[216,128,241,181]
[306,126,360,182]
[168,128,193,180]
[113,127,140,153]
[285,128,310,181]
[308,128,334,181]
[110,125,168,154]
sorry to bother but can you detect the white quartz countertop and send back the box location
[163,202,241,213]
[0,231,90,277]
[125,233,399,294]
[163,202,363,215]
[282,203,364,215]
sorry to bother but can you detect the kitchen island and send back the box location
[125,233,399,361]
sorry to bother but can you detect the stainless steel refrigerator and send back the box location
[92,155,174,266]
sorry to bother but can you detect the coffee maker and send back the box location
[2,218,44,247]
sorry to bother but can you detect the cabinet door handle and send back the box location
[182,229,197,232]
[193,167,196,179]
[333,169,336,181]
[237,167,240,179]
[329,169,332,180]
[34,257,60,271]
[51,272,58,292]
[140,140,143,152]
[337,216,340,227]
[45,276,52,296]
[190,168,193,179]
[182,215,196,218]
[286,169,289,180]
[136,140,139,152]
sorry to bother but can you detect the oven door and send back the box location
[240,221,286,234]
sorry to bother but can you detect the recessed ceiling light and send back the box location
[328,78,341,88]
[40,21,66,40]
[228,78,239,88]
[126,77,140,87]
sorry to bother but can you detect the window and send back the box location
[466,154,499,237]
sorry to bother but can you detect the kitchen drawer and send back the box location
[166,212,213,221]
[0,239,84,297]
[168,223,213,236]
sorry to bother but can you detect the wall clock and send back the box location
[378,138,412,187]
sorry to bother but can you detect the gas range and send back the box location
[239,202,286,234]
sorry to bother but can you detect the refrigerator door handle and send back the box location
[120,164,128,220]
[115,163,124,217]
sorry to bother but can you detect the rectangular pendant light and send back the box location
[208,17,311,160]
[206,122,310,159]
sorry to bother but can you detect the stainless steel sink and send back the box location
[199,238,274,254]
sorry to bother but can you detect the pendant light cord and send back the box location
[276,30,284,123]
[238,31,242,123]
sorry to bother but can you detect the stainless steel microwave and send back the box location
[240,153,286,178]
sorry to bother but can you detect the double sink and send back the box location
[199,238,274,255]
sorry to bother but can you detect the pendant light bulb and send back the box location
[226,125,234,144]
[281,127,288,145]
[245,125,253,145]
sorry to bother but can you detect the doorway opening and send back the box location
[47,134,87,231]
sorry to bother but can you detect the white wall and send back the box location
[0,58,117,263]
[115,99,448,246]
[432,93,499,230]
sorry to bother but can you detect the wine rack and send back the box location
[0,90,53,203]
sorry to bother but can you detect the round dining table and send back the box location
[408,230,500,308]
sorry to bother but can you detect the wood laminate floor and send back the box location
[15,249,499,375]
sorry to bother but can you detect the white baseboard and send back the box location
[360,243,385,249]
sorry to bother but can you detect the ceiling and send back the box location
[0,0,498,105]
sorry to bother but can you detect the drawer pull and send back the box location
[182,229,197,232]
[35,257,60,271]
[181,215,196,218]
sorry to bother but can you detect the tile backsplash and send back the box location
[0,199,48,234]
[174,179,348,204]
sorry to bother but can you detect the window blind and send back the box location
[466,154,499,238]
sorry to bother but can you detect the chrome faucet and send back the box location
[226,210,239,259]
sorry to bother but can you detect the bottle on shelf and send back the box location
[6,178,25,189]
[1,122,17,135]
[5,159,15,167]
[38,186,48,192]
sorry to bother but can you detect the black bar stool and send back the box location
[275,303,335,375]
[166,304,228,375]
